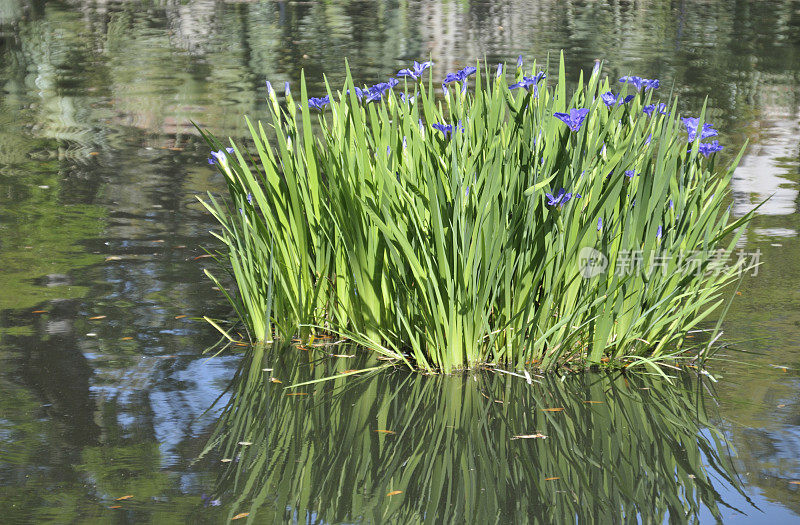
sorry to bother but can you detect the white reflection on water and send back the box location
[732,110,799,219]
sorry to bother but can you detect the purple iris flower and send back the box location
[432,120,464,139]
[443,66,478,92]
[682,117,719,141]
[208,147,235,165]
[545,188,582,207]
[432,122,454,138]
[619,76,659,91]
[308,96,330,111]
[495,63,503,80]
[643,103,669,116]
[517,55,524,69]
[284,82,291,97]
[600,91,634,107]
[246,193,253,204]
[443,67,473,84]
[624,170,637,178]
[656,225,663,239]
[509,72,546,96]
[265,80,274,96]
[399,92,416,103]
[600,92,616,106]
[364,79,399,103]
[554,108,590,132]
[644,133,652,146]
[346,87,365,100]
[397,61,433,81]
[597,217,603,231]
[365,88,383,103]
[696,140,724,157]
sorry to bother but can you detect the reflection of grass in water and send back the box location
[202,345,752,523]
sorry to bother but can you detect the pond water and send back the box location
[1,0,800,522]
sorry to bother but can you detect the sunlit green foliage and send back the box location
[201,55,753,372]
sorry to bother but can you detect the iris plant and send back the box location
[619,76,659,91]
[308,96,330,111]
[208,147,234,165]
[443,66,478,93]
[697,140,724,157]
[601,91,634,107]
[509,72,546,96]
[683,117,719,141]
[554,108,590,132]
[397,61,433,81]
[546,188,582,207]
[201,56,753,374]
[643,103,669,116]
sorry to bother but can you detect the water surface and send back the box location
[2,0,800,522]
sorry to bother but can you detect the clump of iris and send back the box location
[203,57,744,373]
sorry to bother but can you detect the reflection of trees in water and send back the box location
[3,0,800,143]
[0,291,239,521]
